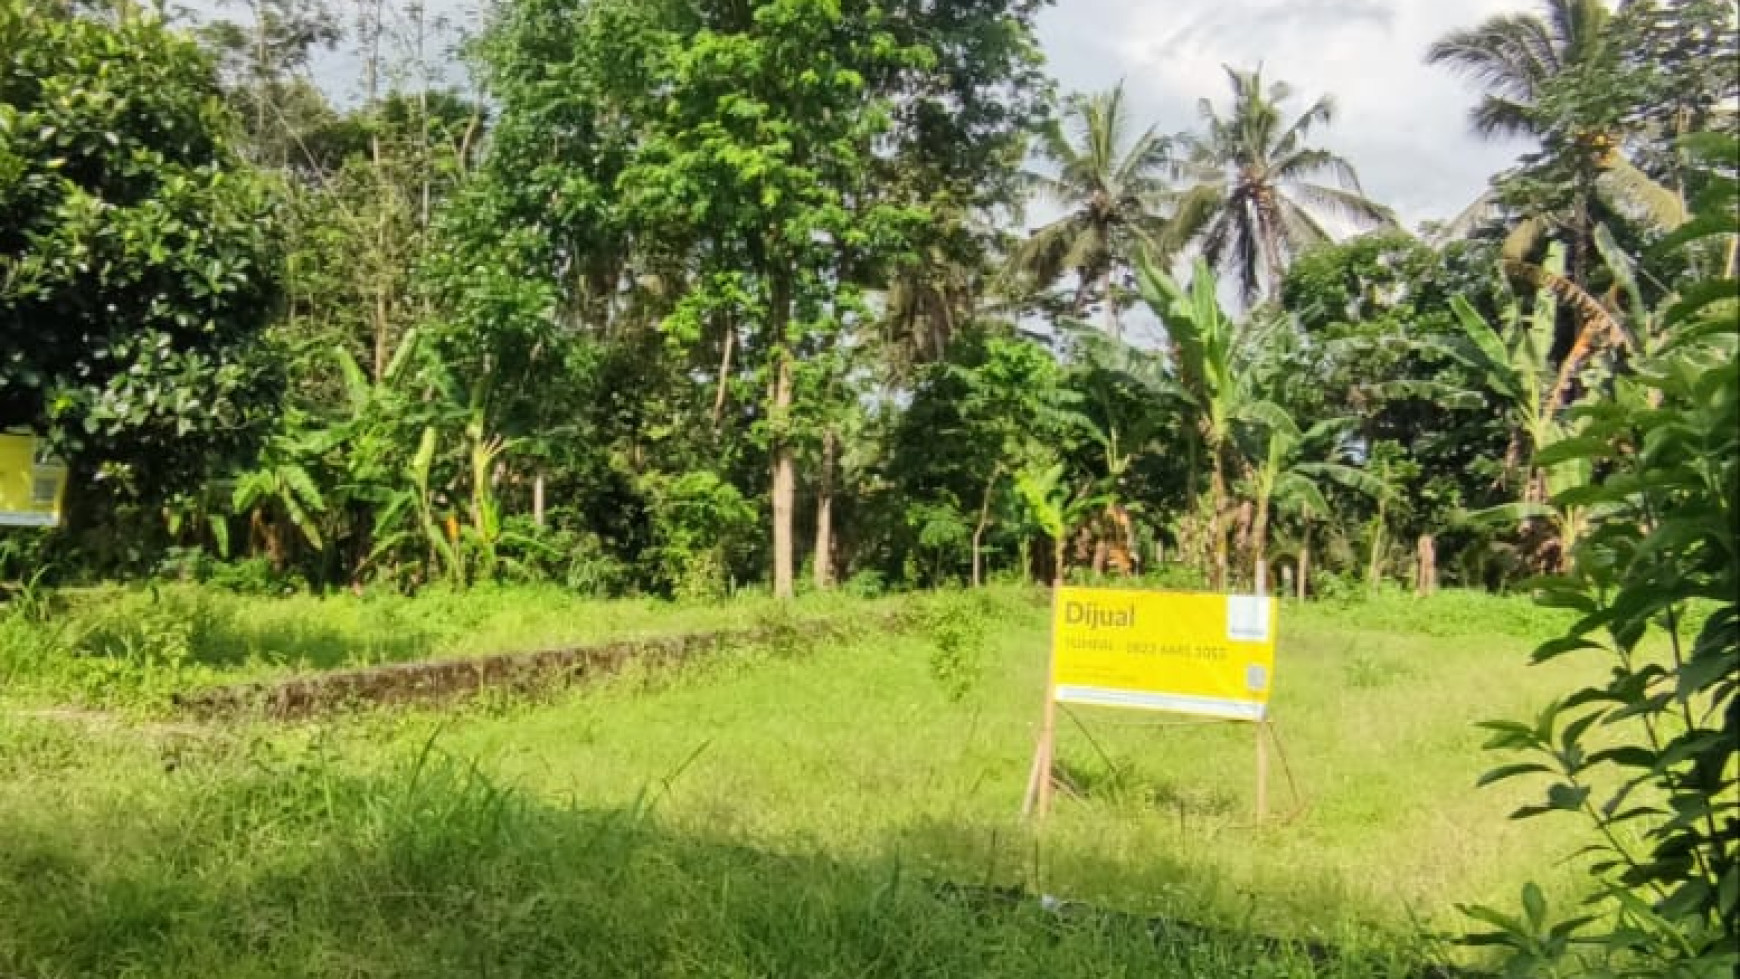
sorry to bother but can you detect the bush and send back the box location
[921,589,992,701]
[1459,141,1737,976]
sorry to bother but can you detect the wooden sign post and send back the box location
[1024,586,1280,821]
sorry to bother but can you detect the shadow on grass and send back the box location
[0,731,1476,979]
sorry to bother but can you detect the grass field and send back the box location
[0,584,1605,977]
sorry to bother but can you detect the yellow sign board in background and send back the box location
[1051,586,1278,721]
[0,433,67,528]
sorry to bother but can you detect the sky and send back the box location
[251,0,1540,230]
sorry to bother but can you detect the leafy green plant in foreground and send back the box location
[1461,136,1737,978]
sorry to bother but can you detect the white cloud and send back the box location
[1034,0,1538,227]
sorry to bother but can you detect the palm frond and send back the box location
[1288,181,1397,228]
[1275,198,1333,252]
[1271,148,1363,192]
[1273,95,1335,156]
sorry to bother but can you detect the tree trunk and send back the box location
[1209,447,1229,591]
[769,278,796,600]
[1297,529,1310,600]
[532,472,546,529]
[712,318,736,430]
[1366,503,1387,592]
[971,465,1000,588]
[364,0,390,382]
[1101,265,1119,340]
[1251,493,1271,597]
[813,427,835,591]
[1415,534,1437,596]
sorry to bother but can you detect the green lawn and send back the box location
[0,585,1603,977]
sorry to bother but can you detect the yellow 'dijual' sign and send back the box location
[0,433,68,528]
[1051,586,1279,721]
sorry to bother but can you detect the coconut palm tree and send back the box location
[1425,0,1613,140]
[1167,66,1395,304]
[1007,82,1174,336]
[1425,1,1686,290]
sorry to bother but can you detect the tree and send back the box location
[1169,66,1394,304]
[1278,233,1515,588]
[0,0,282,502]
[1243,419,1383,596]
[1424,0,1723,295]
[1425,0,1614,141]
[612,0,935,600]
[1007,83,1173,334]
[468,0,1048,600]
[884,327,1081,587]
[194,0,342,172]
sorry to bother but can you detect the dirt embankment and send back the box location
[174,612,914,720]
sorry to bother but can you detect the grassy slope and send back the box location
[0,585,1602,977]
[432,588,1594,935]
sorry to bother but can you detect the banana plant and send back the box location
[1435,246,1601,567]
[1136,255,1295,589]
[229,420,338,569]
[369,425,463,587]
[1014,460,1109,584]
[1243,417,1387,595]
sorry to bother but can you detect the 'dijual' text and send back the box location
[1063,601,1135,630]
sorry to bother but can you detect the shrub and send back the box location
[1460,139,1737,976]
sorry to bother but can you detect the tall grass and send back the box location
[0,716,1430,978]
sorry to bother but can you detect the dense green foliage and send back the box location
[3,0,1729,604]
[0,1,281,501]
[1462,135,1737,977]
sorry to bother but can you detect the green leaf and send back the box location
[1586,746,1655,770]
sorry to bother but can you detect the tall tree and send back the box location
[1169,67,1394,304]
[467,0,1047,600]
[1007,83,1173,334]
[194,0,342,172]
[1427,0,1623,289]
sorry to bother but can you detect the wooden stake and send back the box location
[1023,581,1062,819]
[1254,565,1269,822]
[1255,716,1269,822]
